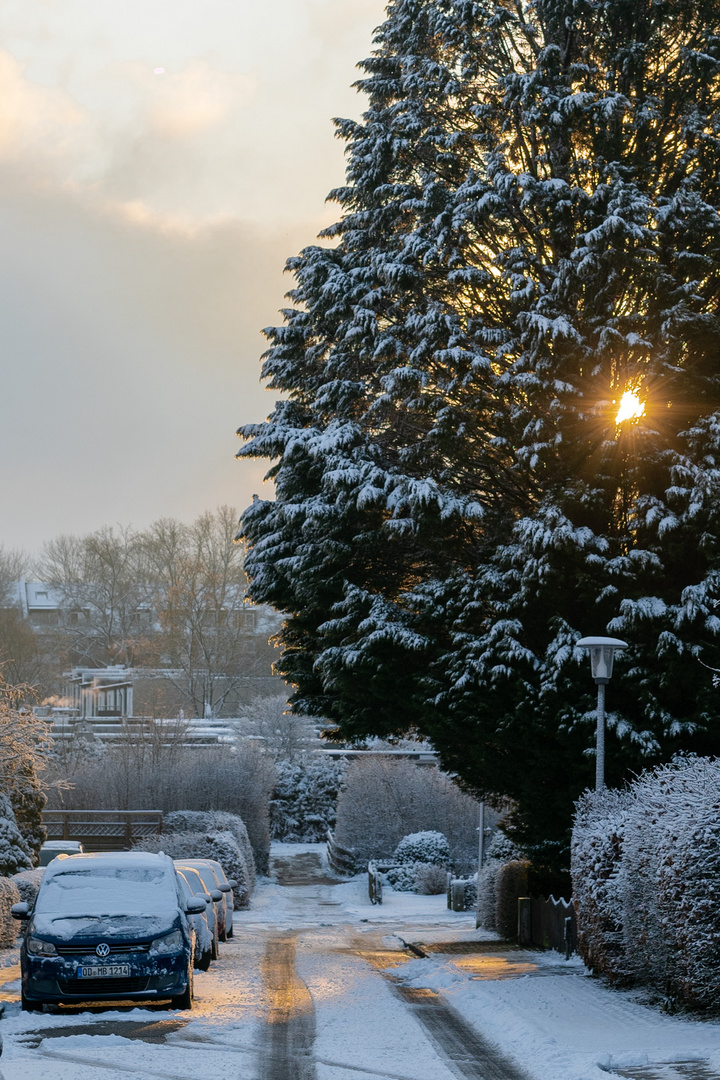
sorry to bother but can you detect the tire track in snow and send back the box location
[354,939,531,1080]
[258,934,317,1080]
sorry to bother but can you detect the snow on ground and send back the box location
[394,951,720,1080]
[2,841,720,1080]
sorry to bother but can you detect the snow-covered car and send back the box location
[178,858,236,941]
[39,841,84,866]
[12,851,205,1012]
[174,869,213,971]
[174,863,220,961]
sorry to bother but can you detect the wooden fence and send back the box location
[43,810,163,852]
[326,828,358,877]
[518,894,577,957]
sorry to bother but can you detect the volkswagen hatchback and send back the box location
[13,851,205,1011]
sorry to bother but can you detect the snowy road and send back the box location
[4,844,720,1080]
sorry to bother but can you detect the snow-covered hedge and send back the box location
[270,757,346,842]
[386,863,422,892]
[394,831,450,867]
[495,860,530,941]
[164,811,256,893]
[334,757,480,872]
[135,829,251,909]
[572,756,720,1010]
[12,868,44,908]
[0,878,21,948]
[571,789,629,982]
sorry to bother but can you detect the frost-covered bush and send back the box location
[0,794,32,876]
[415,863,449,895]
[571,788,629,982]
[386,863,423,892]
[394,831,450,867]
[495,860,530,941]
[270,757,346,842]
[135,829,251,909]
[164,811,256,893]
[476,861,501,931]
[334,758,480,871]
[45,739,274,874]
[0,878,21,948]
[12,868,44,907]
[572,756,720,1011]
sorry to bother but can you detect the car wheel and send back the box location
[227,926,233,939]
[171,964,193,1010]
[21,990,43,1013]
[220,924,227,943]
[196,948,211,972]
[211,930,219,961]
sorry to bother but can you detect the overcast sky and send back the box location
[0,0,387,552]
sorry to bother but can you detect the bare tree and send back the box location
[0,546,27,606]
[238,694,319,761]
[148,507,274,717]
[38,526,152,667]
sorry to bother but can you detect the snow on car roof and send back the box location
[37,851,179,919]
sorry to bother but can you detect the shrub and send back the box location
[571,788,629,981]
[415,863,449,895]
[270,756,346,842]
[164,811,256,893]
[135,829,251,909]
[45,738,275,874]
[0,794,32,876]
[334,757,480,871]
[476,861,501,931]
[495,859,531,941]
[0,878,21,948]
[12,868,44,907]
[394,831,450,867]
[571,756,720,1012]
[386,863,422,892]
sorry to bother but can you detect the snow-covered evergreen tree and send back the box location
[239,0,720,861]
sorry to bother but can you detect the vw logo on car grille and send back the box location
[96,942,111,958]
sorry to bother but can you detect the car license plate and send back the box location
[79,965,131,978]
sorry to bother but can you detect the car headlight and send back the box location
[150,929,184,955]
[26,936,57,956]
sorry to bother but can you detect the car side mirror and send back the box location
[187,898,207,914]
[219,884,231,892]
[210,889,223,902]
[227,880,237,890]
[11,902,30,920]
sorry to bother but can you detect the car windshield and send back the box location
[36,865,178,917]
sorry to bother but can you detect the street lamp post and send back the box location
[576,636,628,790]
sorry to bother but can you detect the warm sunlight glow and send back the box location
[616,389,646,425]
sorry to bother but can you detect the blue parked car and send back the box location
[12,851,205,1012]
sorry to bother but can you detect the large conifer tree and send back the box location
[239,0,720,859]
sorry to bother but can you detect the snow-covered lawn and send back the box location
[1,842,720,1080]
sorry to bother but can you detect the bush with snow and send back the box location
[385,863,422,892]
[270,756,346,842]
[0,877,21,948]
[12,867,44,907]
[135,829,251,909]
[571,789,629,982]
[393,831,450,867]
[572,756,720,1011]
[164,810,256,893]
[334,758,480,872]
[0,794,32,876]
[415,863,449,895]
[495,860,530,941]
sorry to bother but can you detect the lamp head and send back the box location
[576,636,628,684]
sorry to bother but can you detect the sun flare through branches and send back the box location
[616,389,646,426]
